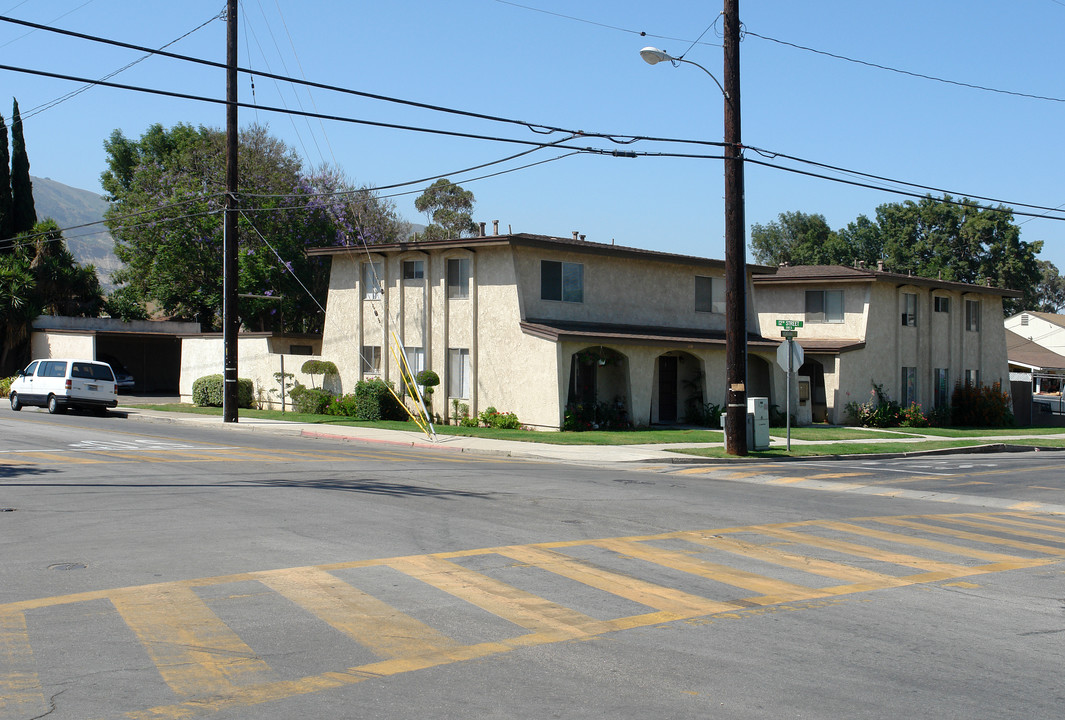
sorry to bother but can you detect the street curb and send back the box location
[650,442,1065,465]
[299,429,518,458]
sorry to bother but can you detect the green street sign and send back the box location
[775,319,803,329]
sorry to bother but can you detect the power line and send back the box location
[743,30,1065,104]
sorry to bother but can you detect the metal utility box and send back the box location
[747,397,770,450]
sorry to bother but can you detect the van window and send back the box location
[40,361,67,378]
[72,362,115,381]
[23,361,38,376]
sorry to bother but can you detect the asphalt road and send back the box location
[2,406,1064,719]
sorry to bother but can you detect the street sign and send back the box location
[775,319,803,329]
[776,339,804,372]
[780,330,798,339]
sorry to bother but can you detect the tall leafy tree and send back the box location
[9,98,36,235]
[1032,260,1065,313]
[102,122,407,331]
[749,195,1041,315]
[414,178,477,240]
[0,115,12,249]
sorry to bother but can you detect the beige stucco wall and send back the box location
[30,332,96,361]
[178,336,333,408]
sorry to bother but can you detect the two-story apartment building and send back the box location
[307,233,777,429]
[754,265,1018,424]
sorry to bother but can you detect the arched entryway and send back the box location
[652,351,703,424]
[748,354,772,399]
[566,347,630,428]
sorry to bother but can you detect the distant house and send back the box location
[1003,314,1065,423]
[307,232,777,429]
[753,265,1018,424]
[1004,311,1065,357]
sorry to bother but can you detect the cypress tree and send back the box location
[10,98,36,235]
[0,115,11,250]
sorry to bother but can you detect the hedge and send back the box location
[191,374,254,408]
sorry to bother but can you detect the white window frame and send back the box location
[541,260,584,303]
[360,345,382,374]
[965,299,980,332]
[805,289,843,324]
[448,348,470,399]
[402,259,424,280]
[901,292,917,327]
[362,261,383,300]
[447,258,470,299]
[694,275,725,314]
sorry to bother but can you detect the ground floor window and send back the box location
[934,368,949,408]
[448,348,470,398]
[361,346,381,374]
[901,366,917,406]
[965,369,981,387]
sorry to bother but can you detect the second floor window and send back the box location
[805,290,843,324]
[694,275,725,313]
[934,296,950,313]
[403,260,424,280]
[362,261,382,300]
[966,299,980,331]
[901,293,917,326]
[541,260,583,303]
[447,258,470,299]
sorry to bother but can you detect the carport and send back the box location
[30,317,200,394]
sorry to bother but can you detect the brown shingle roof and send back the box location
[753,264,1022,297]
[1006,329,1065,370]
[307,233,777,273]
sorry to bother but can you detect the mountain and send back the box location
[31,175,121,284]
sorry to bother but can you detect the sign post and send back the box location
[775,321,804,451]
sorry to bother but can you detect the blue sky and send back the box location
[2,0,1063,272]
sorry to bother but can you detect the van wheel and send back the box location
[9,393,20,411]
[47,395,62,414]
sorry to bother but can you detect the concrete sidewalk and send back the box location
[117,405,1065,465]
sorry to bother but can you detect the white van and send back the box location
[9,359,119,414]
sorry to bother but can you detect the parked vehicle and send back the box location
[99,355,135,392]
[9,359,119,414]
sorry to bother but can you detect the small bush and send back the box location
[326,378,406,421]
[288,383,332,414]
[192,374,254,408]
[459,416,479,427]
[899,402,929,428]
[845,383,902,427]
[685,401,722,427]
[0,376,15,397]
[563,401,629,431]
[477,406,522,429]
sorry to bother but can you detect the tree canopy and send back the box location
[101,122,408,332]
[413,178,477,240]
[750,195,1043,315]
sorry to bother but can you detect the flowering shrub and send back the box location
[899,402,928,428]
[478,406,521,429]
[845,383,901,427]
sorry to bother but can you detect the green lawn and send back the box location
[895,426,1065,438]
[671,437,1065,459]
[768,427,921,441]
[130,404,723,445]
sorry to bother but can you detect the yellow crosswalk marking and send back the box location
[499,545,739,614]
[0,610,46,717]
[814,520,1023,562]
[751,525,972,575]
[388,555,606,638]
[588,538,817,604]
[678,531,903,585]
[875,517,1065,555]
[110,584,276,697]
[13,451,104,464]
[256,567,460,659]
[970,513,1065,535]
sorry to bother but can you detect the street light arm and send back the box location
[672,57,729,101]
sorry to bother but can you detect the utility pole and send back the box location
[222,0,239,422]
[723,0,747,455]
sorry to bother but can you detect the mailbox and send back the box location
[798,379,811,404]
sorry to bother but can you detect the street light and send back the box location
[638,47,729,101]
[639,2,747,456]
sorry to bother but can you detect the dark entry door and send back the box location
[659,356,678,423]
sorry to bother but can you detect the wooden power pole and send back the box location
[223,0,239,422]
[723,0,747,455]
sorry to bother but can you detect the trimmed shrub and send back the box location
[288,383,332,414]
[325,379,406,421]
[192,374,254,408]
[300,359,338,388]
